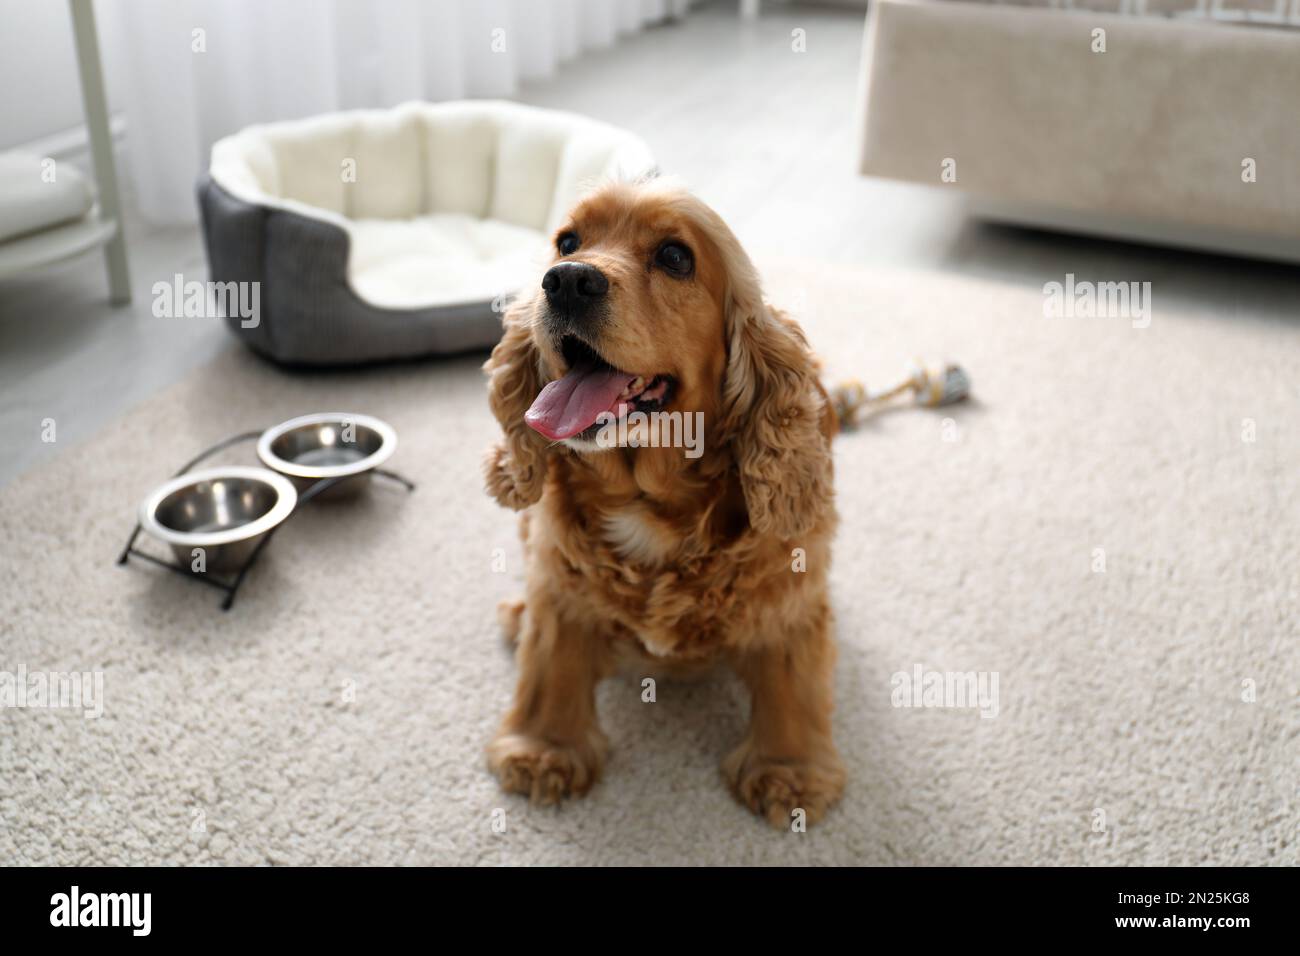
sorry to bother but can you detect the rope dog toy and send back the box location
[831,359,971,427]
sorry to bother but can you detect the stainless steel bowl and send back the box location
[256,412,397,498]
[138,466,298,572]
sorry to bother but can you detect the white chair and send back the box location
[0,0,130,304]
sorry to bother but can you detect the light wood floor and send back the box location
[1,0,1295,485]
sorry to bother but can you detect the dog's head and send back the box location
[484,179,832,538]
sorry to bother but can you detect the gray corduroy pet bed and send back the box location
[197,175,509,365]
[197,101,655,366]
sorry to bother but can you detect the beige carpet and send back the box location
[2,258,1295,866]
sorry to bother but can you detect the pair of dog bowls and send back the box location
[137,413,396,571]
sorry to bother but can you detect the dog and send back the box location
[482,179,844,828]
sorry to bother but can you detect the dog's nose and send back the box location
[542,261,608,314]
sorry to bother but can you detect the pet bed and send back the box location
[198,100,655,365]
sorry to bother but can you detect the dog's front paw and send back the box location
[488,729,608,805]
[722,740,845,829]
[483,444,538,511]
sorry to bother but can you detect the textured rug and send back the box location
[1,258,1295,866]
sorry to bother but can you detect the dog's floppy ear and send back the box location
[717,259,833,540]
[483,297,550,510]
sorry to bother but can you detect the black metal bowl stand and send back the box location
[116,429,415,610]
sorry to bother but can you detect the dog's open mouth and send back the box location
[525,335,674,442]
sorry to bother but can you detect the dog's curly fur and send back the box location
[482,180,844,828]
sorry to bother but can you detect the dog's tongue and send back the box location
[525,365,635,441]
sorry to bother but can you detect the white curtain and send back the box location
[98,0,693,225]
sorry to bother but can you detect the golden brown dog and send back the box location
[482,179,843,828]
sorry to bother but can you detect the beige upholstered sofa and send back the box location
[856,0,1300,261]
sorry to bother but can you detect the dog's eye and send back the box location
[557,232,580,256]
[655,241,693,276]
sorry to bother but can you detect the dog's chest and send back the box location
[596,506,734,660]
[600,506,678,566]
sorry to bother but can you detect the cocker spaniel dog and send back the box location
[482,179,843,828]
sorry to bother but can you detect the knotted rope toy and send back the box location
[830,359,972,427]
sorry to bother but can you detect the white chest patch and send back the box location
[603,509,672,566]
